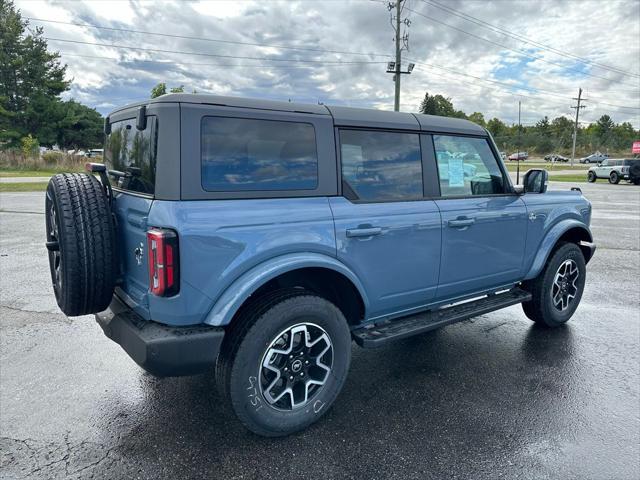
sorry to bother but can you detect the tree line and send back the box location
[419,92,639,156]
[0,0,103,152]
[2,0,637,157]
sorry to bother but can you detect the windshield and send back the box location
[104,116,158,195]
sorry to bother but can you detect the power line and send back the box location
[409,60,640,110]
[422,0,640,79]
[406,6,640,87]
[29,17,393,59]
[57,52,387,69]
[43,37,387,64]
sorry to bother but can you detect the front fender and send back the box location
[524,219,593,280]
[203,252,370,326]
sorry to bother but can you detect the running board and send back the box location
[352,288,532,348]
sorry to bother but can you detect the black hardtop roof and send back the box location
[109,93,486,135]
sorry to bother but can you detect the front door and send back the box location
[331,129,442,321]
[431,134,527,300]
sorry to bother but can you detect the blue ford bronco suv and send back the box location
[45,94,595,436]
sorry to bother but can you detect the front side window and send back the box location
[201,117,318,191]
[104,116,158,195]
[433,135,506,197]
[339,130,422,201]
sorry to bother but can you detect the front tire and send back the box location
[609,172,620,184]
[587,171,596,183]
[216,290,352,437]
[521,243,586,327]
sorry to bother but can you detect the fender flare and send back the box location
[203,252,370,326]
[524,219,594,280]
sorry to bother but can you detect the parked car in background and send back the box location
[44,94,596,437]
[580,152,609,164]
[85,149,104,158]
[544,154,569,163]
[508,151,528,161]
[587,158,640,184]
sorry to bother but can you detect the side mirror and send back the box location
[523,169,548,194]
[597,162,602,166]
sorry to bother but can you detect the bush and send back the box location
[20,135,39,158]
[42,151,64,165]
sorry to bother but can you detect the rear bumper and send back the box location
[95,295,225,377]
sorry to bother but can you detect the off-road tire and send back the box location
[216,289,351,437]
[609,171,620,184]
[587,171,596,183]
[521,242,586,327]
[45,173,116,316]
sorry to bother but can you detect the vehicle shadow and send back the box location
[99,319,580,479]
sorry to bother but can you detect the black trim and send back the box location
[95,295,224,377]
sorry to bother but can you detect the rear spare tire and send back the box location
[45,173,116,316]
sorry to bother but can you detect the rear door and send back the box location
[430,134,527,300]
[104,114,158,312]
[330,129,442,320]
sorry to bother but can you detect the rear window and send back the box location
[623,159,640,166]
[201,117,318,192]
[104,116,158,195]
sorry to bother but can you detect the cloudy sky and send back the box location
[15,0,640,127]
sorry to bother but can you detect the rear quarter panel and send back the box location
[146,198,337,326]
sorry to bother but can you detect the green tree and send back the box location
[56,100,104,148]
[150,82,167,98]
[467,112,486,127]
[594,114,615,147]
[486,117,507,138]
[0,0,69,146]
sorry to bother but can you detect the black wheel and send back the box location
[634,178,640,185]
[587,171,596,183]
[45,173,116,316]
[521,243,586,327]
[216,290,351,437]
[609,172,620,184]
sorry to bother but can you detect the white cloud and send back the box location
[14,0,640,128]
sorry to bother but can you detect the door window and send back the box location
[339,130,422,201]
[433,135,506,197]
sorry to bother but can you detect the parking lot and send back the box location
[1,182,639,479]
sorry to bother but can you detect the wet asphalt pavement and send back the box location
[1,182,639,480]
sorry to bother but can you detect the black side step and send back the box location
[352,288,532,348]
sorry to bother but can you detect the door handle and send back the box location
[346,227,383,238]
[448,218,475,228]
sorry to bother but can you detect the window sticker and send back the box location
[448,157,465,187]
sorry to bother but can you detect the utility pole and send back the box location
[394,0,401,111]
[386,1,412,111]
[570,88,586,166]
[517,100,522,184]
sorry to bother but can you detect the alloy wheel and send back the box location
[259,323,333,411]
[551,259,579,311]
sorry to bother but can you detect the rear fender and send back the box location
[203,253,369,326]
[524,220,594,280]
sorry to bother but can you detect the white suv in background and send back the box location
[587,158,640,185]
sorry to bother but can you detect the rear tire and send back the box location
[216,290,352,437]
[587,171,596,183]
[45,173,116,316]
[521,242,586,327]
[609,171,620,184]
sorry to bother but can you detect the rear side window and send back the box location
[201,117,318,191]
[339,130,422,201]
[104,117,158,195]
[433,135,505,197]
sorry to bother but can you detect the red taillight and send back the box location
[147,228,179,297]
